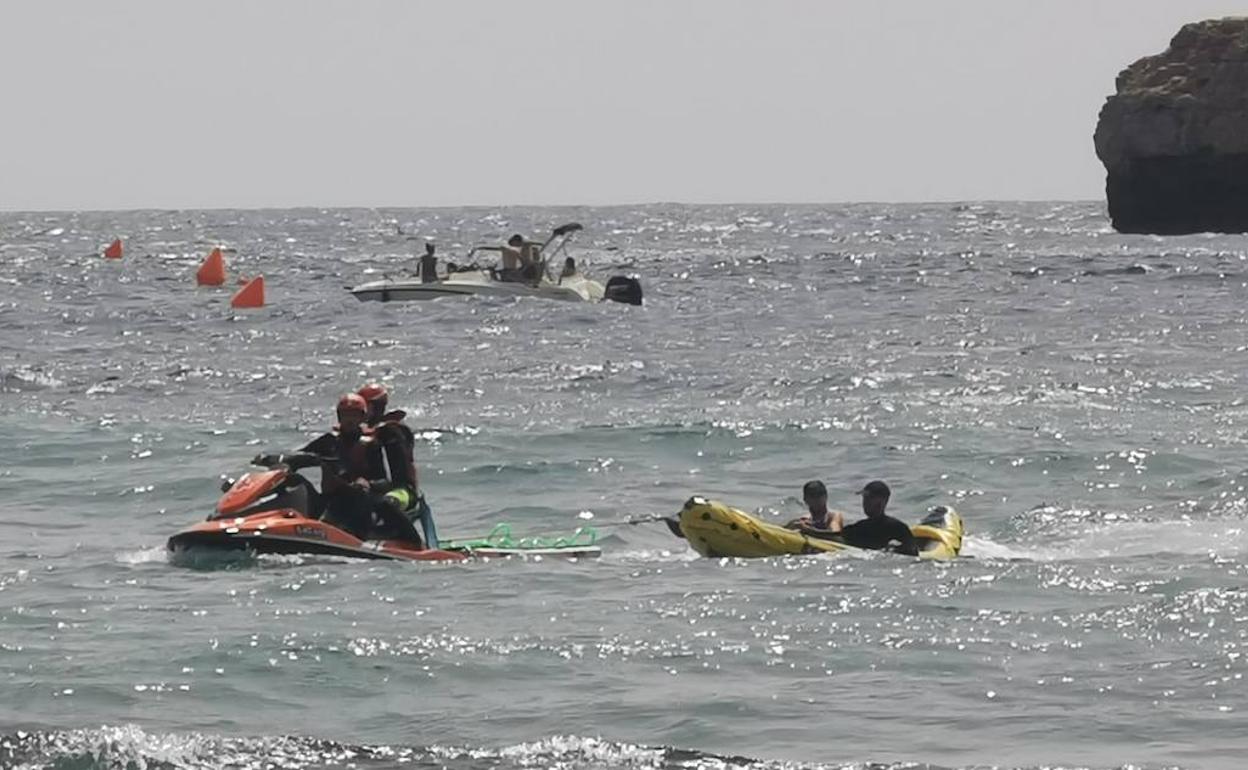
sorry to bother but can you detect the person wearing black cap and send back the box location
[839,480,919,556]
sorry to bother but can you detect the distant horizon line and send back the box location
[1,198,1106,216]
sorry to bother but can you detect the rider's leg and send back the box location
[323,490,372,539]
[373,488,424,545]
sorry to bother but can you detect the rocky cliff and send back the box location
[1094,18,1248,234]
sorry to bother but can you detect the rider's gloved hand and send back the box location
[253,453,283,468]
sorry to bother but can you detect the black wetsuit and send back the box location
[368,417,438,546]
[296,431,377,539]
[286,429,419,543]
[370,418,417,497]
[840,514,919,556]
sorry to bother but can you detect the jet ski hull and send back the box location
[676,497,964,561]
[168,510,603,562]
[167,509,467,562]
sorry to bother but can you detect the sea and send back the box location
[1,203,1245,770]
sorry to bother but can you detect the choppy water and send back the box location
[1,203,1246,770]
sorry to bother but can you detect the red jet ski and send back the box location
[167,459,466,563]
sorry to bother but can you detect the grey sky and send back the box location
[2,1,1244,211]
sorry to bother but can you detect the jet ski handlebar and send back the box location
[252,452,337,471]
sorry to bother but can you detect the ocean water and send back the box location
[1,203,1246,770]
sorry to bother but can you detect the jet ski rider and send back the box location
[839,480,919,556]
[254,394,424,544]
[357,383,439,548]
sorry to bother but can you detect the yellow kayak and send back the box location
[674,496,964,561]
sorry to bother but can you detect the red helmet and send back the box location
[336,393,368,416]
[358,383,389,406]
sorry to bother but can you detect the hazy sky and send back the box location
[2,1,1244,211]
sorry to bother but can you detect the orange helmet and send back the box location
[336,393,368,416]
[358,383,389,406]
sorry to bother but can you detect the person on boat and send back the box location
[357,383,439,547]
[499,234,540,282]
[417,242,437,284]
[788,480,844,532]
[839,480,919,556]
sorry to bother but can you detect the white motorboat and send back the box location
[350,223,643,305]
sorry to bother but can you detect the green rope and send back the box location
[442,523,599,551]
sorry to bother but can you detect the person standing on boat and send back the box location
[417,242,438,283]
[839,480,919,555]
[500,233,540,282]
[357,383,439,547]
[787,480,844,532]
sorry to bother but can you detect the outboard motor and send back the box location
[604,275,644,306]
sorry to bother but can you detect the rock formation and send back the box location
[1094,18,1248,234]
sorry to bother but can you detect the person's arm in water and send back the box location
[890,518,919,556]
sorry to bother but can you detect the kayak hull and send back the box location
[676,497,964,561]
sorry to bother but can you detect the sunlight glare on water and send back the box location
[1,203,1246,770]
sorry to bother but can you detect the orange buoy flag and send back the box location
[104,239,123,259]
[230,275,265,308]
[196,248,226,286]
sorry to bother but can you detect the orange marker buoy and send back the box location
[196,248,226,286]
[230,275,265,308]
[104,239,123,259]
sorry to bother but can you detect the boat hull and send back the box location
[676,497,964,561]
[351,272,603,303]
